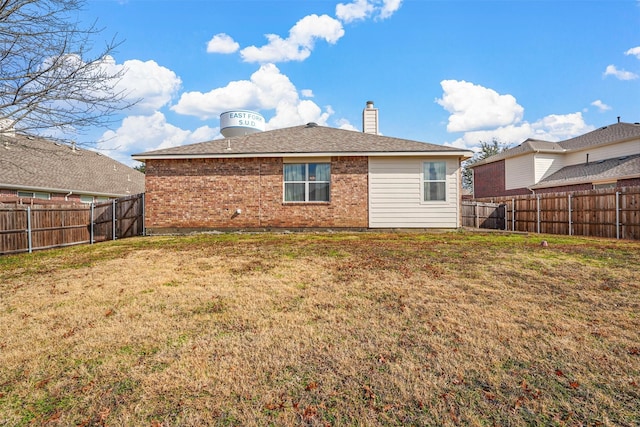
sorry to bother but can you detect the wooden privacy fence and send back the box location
[0,193,144,255]
[462,201,506,230]
[472,186,640,240]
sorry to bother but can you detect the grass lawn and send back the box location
[0,231,638,426]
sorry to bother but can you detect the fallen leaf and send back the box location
[303,405,318,420]
[569,381,580,389]
[305,381,318,391]
[555,369,564,377]
[35,378,50,389]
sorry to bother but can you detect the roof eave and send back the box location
[0,183,133,198]
[133,150,474,161]
[469,148,566,168]
[530,172,640,190]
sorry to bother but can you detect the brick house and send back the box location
[133,121,473,233]
[0,132,145,205]
[469,121,640,199]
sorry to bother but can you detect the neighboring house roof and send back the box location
[132,123,473,160]
[560,122,640,150]
[530,154,640,189]
[1,133,145,196]
[470,122,640,168]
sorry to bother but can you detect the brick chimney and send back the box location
[362,100,379,135]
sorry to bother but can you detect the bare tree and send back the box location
[0,0,135,139]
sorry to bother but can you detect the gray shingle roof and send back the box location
[469,138,562,167]
[531,154,640,189]
[559,122,640,150]
[470,122,640,167]
[132,124,472,159]
[0,134,145,196]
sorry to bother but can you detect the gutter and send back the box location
[133,150,474,161]
[0,183,128,198]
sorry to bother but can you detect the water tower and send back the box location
[220,110,265,138]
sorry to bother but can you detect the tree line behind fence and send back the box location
[0,194,144,255]
[463,186,640,240]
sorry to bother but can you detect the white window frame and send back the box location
[593,182,616,190]
[80,195,95,204]
[422,161,447,202]
[17,191,51,200]
[283,162,331,203]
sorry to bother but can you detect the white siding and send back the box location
[505,155,535,190]
[368,157,460,228]
[564,139,640,165]
[534,154,564,182]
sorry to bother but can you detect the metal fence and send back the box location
[0,193,144,255]
[469,186,640,240]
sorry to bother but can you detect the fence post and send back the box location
[511,198,515,231]
[112,199,117,241]
[568,194,572,236]
[90,203,95,244]
[27,206,32,254]
[616,191,620,240]
[475,202,479,228]
[142,193,146,236]
[536,195,541,234]
[503,204,507,231]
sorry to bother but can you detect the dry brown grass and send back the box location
[0,231,638,426]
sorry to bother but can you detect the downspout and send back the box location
[65,191,73,201]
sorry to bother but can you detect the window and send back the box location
[284,163,330,202]
[593,182,616,190]
[423,161,446,201]
[80,195,94,204]
[17,191,51,200]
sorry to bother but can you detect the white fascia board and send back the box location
[469,148,566,168]
[529,172,640,189]
[132,151,473,161]
[0,183,125,197]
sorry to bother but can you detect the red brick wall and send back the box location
[618,178,640,187]
[144,156,369,231]
[473,160,530,198]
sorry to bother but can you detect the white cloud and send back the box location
[102,58,182,114]
[97,112,218,165]
[335,118,358,131]
[301,89,314,98]
[436,80,594,151]
[171,63,334,128]
[624,46,640,59]
[336,0,403,23]
[436,80,524,132]
[530,113,594,141]
[379,0,403,20]
[603,64,638,80]
[336,0,375,23]
[591,99,611,112]
[444,112,594,151]
[240,14,344,63]
[206,33,240,54]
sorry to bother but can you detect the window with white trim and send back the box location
[284,163,330,202]
[17,191,51,200]
[80,195,94,203]
[423,161,446,201]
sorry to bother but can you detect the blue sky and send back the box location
[75,0,640,166]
